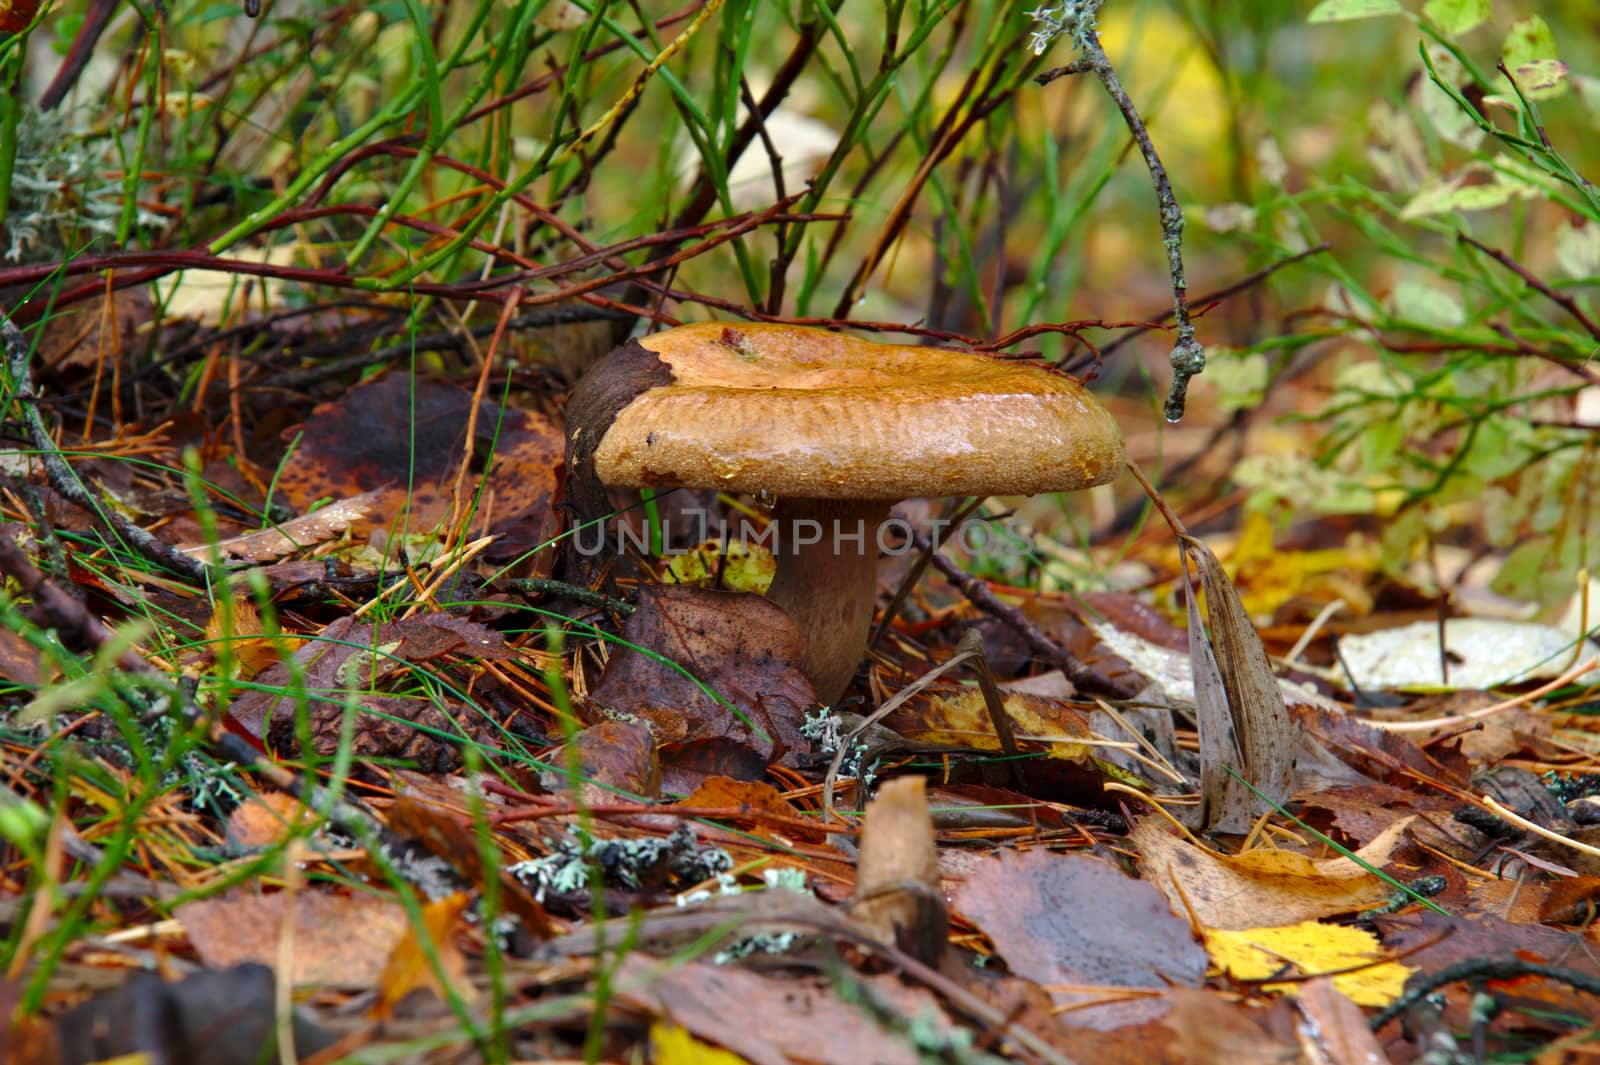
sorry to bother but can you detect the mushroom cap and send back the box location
[588,322,1125,499]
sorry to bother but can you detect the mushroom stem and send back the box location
[764,497,892,705]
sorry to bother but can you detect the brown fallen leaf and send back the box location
[677,776,828,844]
[224,791,318,850]
[849,776,947,967]
[1164,986,1305,1065]
[384,794,556,939]
[1295,977,1394,1065]
[228,613,511,770]
[177,890,410,988]
[545,718,660,803]
[587,585,815,785]
[1132,818,1398,931]
[953,847,1208,1031]
[273,372,563,565]
[613,955,958,1065]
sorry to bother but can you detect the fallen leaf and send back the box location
[587,585,815,781]
[181,490,382,563]
[614,955,951,1065]
[374,892,477,1018]
[1295,977,1395,1064]
[1206,919,1412,1006]
[953,847,1208,1030]
[1337,619,1600,691]
[651,1023,750,1065]
[546,719,660,802]
[677,777,827,843]
[1132,819,1397,931]
[273,372,562,565]
[384,794,555,938]
[1164,987,1305,1065]
[1182,535,1296,831]
[849,776,946,967]
[224,792,317,850]
[661,537,775,594]
[228,614,510,770]
[890,689,1096,762]
[177,890,410,988]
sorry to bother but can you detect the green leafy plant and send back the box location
[1217,1,1600,606]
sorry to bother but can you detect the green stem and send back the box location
[0,47,23,233]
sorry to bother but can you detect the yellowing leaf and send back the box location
[1494,16,1567,101]
[902,691,1093,762]
[651,1022,750,1065]
[661,538,775,594]
[1206,920,1412,1007]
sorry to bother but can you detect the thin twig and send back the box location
[1369,956,1600,1031]
[1460,232,1600,344]
[918,533,1140,700]
[1035,6,1205,420]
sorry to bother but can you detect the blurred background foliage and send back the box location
[2,0,1598,610]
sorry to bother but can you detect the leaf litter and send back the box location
[9,384,1600,1064]
[6,292,1600,1065]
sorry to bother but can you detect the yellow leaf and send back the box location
[1206,920,1412,1007]
[650,1022,751,1065]
[661,539,774,594]
[1226,511,1376,617]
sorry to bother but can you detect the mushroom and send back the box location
[564,322,1125,704]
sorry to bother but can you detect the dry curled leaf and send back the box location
[1182,536,1295,832]
[181,490,382,563]
[849,776,946,967]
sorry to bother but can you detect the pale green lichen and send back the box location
[2,107,155,262]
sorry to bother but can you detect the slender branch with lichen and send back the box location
[1029,1,1206,422]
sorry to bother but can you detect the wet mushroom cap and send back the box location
[588,322,1126,498]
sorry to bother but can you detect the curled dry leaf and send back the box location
[181,489,383,563]
[1294,977,1394,1065]
[614,955,959,1065]
[374,892,477,1018]
[1181,536,1295,832]
[848,775,947,967]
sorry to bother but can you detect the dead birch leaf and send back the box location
[1182,536,1295,832]
[1132,818,1397,931]
[1205,920,1412,1006]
